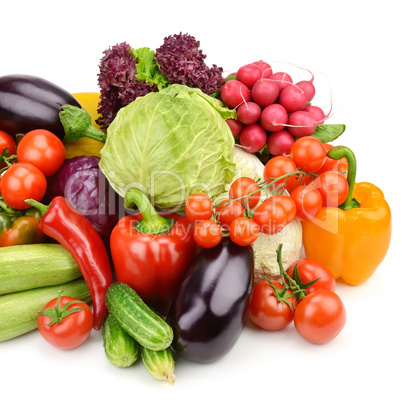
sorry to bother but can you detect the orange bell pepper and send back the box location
[301,146,391,285]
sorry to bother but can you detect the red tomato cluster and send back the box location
[185,176,298,248]
[221,60,328,156]
[249,256,346,344]
[264,136,350,220]
[0,129,65,210]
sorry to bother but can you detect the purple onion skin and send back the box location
[168,238,254,363]
[45,156,124,238]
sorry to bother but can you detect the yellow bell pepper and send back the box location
[301,146,391,285]
[63,92,104,159]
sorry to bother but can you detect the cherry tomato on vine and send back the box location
[312,170,349,207]
[185,192,213,222]
[0,130,16,169]
[37,295,93,350]
[249,279,296,331]
[267,194,297,223]
[1,162,47,210]
[290,185,322,220]
[253,199,288,234]
[314,143,339,174]
[335,158,349,178]
[290,136,327,173]
[193,219,222,248]
[17,129,65,177]
[215,199,244,230]
[229,216,260,246]
[286,258,336,296]
[294,290,346,344]
[229,177,261,209]
[283,172,313,194]
[263,156,297,190]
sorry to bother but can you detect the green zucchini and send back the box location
[103,314,139,367]
[0,278,91,342]
[0,244,82,295]
[105,282,173,351]
[140,345,176,385]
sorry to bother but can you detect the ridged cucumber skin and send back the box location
[0,278,91,342]
[103,314,139,367]
[140,345,176,385]
[0,244,82,295]
[105,282,173,351]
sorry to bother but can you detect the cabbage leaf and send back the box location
[99,84,237,211]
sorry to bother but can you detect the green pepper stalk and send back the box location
[124,188,174,235]
[327,145,360,210]
[59,105,107,143]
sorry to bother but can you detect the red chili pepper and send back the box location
[110,188,198,316]
[26,196,113,330]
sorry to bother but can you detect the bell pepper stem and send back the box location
[60,105,107,143]
[24,199,50,217]
[327,145,357,210]
[124,188,174,235]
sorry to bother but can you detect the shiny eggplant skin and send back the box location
[168,238,254,364]
[0,74,81,139]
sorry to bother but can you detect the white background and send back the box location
[1,1,401,401]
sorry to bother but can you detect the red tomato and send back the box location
[249,279,296,331]
[267,194,297,223]
[185,192,213,222]
[290,185,322,220]
[229,217,260,246]
[37,295,93,350]
[253,199,288,234]
[286,258,336,295]
[290,136,327,173]
[17,129,65,177]
[314,143,339,174]
[312,171,349,207]
[229,177,261,209]
[263,156,297,191]
[0,130,17,169]
[215,199,244,230]
[1,162,47,210]
[193,219,222,248]
[283,172,313,194]
[294,290,346,344]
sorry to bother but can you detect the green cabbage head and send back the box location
[99,84,237,211]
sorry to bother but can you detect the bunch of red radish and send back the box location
[221,60,328,156]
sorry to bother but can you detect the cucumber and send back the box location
[0,278,91,342]
[0,244,82,295]
[105,282,173,351]
[103,314,139,367]
[140,345,176,385]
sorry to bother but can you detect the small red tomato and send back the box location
[253,199,288,234]
[215,200,244,230]
[287,258,336,295]
[267,194,297,223]
[229,177,261,209]
[294,290,346,344]
[290,185,322,220]
[249,279,296,331]
[1,162,47,210]
[290,136,327,173]
[17,129,65,177]
[37,295,93,350]
[229,217,260,246]
[0,130,17,169]
[193,219,222,248]
[263,156,297,191]
[312,170,349,207]
[185,192,213,222]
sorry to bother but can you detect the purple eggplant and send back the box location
[0,74,80,139]
[168,238,254,363]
